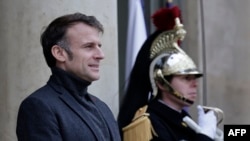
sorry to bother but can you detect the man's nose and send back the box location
[94,47,105,60]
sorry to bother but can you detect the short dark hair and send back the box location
[40,12,104,68]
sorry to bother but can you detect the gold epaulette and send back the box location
[122,105,158,141]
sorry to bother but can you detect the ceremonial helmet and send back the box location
[149,17,202,104]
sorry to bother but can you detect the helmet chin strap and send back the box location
[156,69,194,105]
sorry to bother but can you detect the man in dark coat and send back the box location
[16,13,121,141]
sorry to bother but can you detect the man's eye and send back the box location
[85,45,93,48]
[185,76,192,80]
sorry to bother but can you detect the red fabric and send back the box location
[152,6,182,31]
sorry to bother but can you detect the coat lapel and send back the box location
[55,86,102,141]
[90,96,121,141]
[49,79,120,141]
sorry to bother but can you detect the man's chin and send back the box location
[91,75,100,81]
[187,96,196,102]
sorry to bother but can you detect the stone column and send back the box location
[0,0,118,140]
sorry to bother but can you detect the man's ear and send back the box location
[156,80,170,93]
[51,45,66,62]
[156,81,165,91]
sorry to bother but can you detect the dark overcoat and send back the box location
[16,68,121,141]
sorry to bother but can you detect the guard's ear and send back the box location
[155,77,172,93]
[51,45,66,62]
[155,69,168,91]
[156,81,165,91]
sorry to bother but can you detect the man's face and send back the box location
[62,22,105,82]
[170,75,199,103]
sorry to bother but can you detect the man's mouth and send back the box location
[89,64,99,71]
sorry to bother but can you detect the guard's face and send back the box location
[170,75,198,103]
[63,23,105,82]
